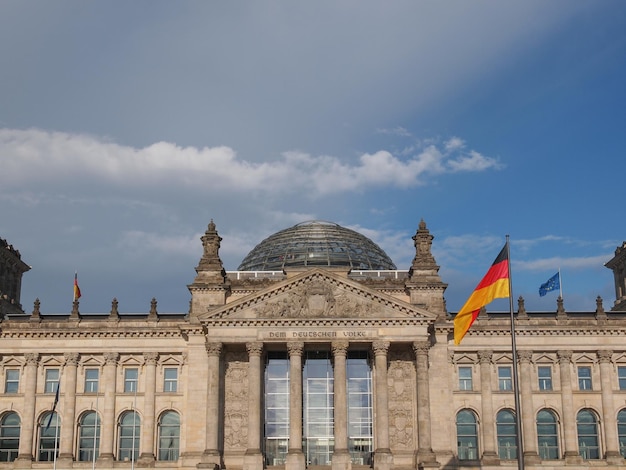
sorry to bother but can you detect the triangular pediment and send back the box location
[199,268,436,325]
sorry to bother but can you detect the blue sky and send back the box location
[1,1,624,315]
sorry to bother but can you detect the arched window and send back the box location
[0,412,20,462]
[577,409,600,459]
[78,411,101,461]
[617,409,626,458]
[496,409,517,459]
[38,412,60,461]
[536,409,560,459]
[157,411,180,461]
[118,411,140,462]
[456,409,478,460]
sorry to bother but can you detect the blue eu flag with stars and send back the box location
[539,272,560,297]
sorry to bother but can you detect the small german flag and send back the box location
[454,244,510,345]
[73,272,81,301]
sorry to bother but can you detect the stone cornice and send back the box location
[201,317,431,328]
[0,327,184,340]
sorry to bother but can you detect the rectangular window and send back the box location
[163,368,178,392]
[124,368,138,393]
[618,366,626,390]
[498,367,512,391]
[4,369,19,393]
[578,366,592,390]
[45,369,60,393]
[84,369,99,393]
[458,366,473,391]
[538,366,553,391]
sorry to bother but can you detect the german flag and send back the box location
[73,272,81,301]
[454,244,510,345]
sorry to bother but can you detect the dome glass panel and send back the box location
[237,221,396,271]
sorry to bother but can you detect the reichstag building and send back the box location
[1,220,626,470]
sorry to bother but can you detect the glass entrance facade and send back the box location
[263,348,373,467]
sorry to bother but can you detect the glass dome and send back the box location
[237,220,397,271]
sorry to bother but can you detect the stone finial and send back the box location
[195,219,225,273]
[30,298,41,322]
[595,295,607,321]
[148,298,158,320]
[409,219,439,273]
[556,296,566,319]
[478,305,488,319]
[70,299,80,320]
[110,298,120,321]
[516,296,528,319]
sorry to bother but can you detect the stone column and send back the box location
[139,352,158,462]
[517,350,539,464]
[372,341,393,470]
[413,341,438,468]
[331,340,351,470]
[98,352,119,462]
[478,350,499,464]
[598,350,622,463]
[200,342,222,469]
[557,350,581,463]
[59,352,79,462]
[243,342,264,470]
[286,342,305,470]
[17,353,38,462]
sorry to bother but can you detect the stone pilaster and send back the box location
[331,341,351,470]
[478,350,499,464]
[243,342,264,470]
[286,342,305,470]
[598,350,622,463]
[98,352,119,462]
[139,352,158,463]
[59,352,79,462]
[413,341,438,469]
[517,350,540,464]
[557,350,581,464]
[199,342,222,469]
[373,341,393,470]
[16,353,38,463]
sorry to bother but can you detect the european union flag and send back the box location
[539,272,560,297]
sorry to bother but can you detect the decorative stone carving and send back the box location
[517,350,533,363]
[388,350,415,450]
[223,355,249,451]
[331,341,349,356]
[64,352,80,366]
[557,350,573,364]
[255,281,374,318]
[478,350,493,364]
[25,353,39,366]
[144,352,159,365]
[206,342,222,357]
[104,352,119,365]
[287,342,304,356]
[246,342,263,357]
[598,350,614,364]
[372,340,390,355]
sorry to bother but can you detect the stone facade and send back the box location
[0,223,625,470]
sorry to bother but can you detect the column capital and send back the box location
[246,342,263,357]
[372,340,390,355]
[477,350,493,364]
[64,352,80,366]
[557,350,573,363]
[331,340,349,356]
[517,350,533,363]
[104,352,119,365]
[597,350,614,363]
[412,340,430,356]
[24,352,39,366]
[206,341,222,357]
[287,341,304,356]
[144,352,159,365]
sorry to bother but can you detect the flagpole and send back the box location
[506,236,525,470]
[558,268,563,299]
[53,410,59,470]
[131,375,138,470]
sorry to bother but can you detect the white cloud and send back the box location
[0,128,503,197]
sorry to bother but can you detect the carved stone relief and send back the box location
[254,280,376,318]
[387,348,416,450]
[223,350,249,451]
